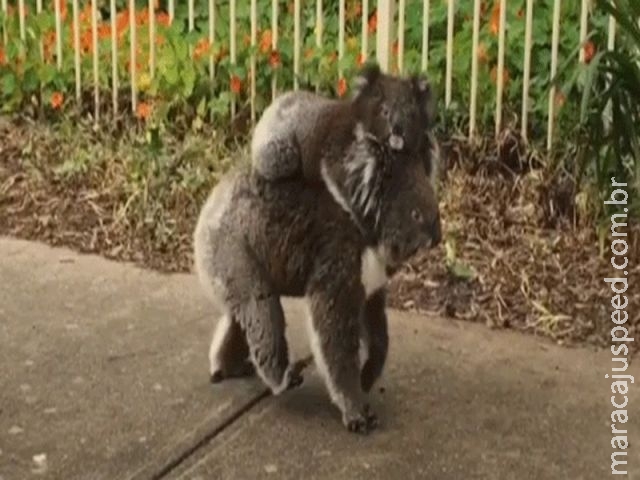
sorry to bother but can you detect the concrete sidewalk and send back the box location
[0,237,637,480]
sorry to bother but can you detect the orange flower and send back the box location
[51,91,64,109]
[304,48,314,59]
[269,50,281,68]
[136,102,152,120]
[490,65,510,86]
[136,8,150,27]
[368,11,377,33]
[489,2,500,36]
[356,52,365,67]
[260,29,272,54]
[0,48,6,66]
[392,40,399,56]
[193,38,211,60]
[155,34,165,46]
[98,24,111,39]
[477,43,488,63]
[554,91,566,109]
[230,75,242,94]
[79,3,91,25]
[583,41,596,63]
[156,11,171,27]
[337,77,348,97]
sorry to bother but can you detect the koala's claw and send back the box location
[210,360,255,384]
[343,405,379,435]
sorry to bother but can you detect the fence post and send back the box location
[376,0,395,72]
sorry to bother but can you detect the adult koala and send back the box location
[193,134,441,434]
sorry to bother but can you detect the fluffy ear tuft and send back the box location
[353,62,382,98]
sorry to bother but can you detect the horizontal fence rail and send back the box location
[0,0,621,150]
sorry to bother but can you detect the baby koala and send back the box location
[250,63,437,186]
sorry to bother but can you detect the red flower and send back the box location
[368,11,377,33]
[136,102,152,120]
[356,52,365,67]
[51,91,64,109]
[156,11,170,27]
[0,47,6,66]
[230,75,242,94]
[269,50,281,68]
[489,2,500,36]
[193,38,211,60]
[583,41,596,63]
[337,77,348,97]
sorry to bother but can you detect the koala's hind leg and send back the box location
[305,286,378,434]
[359,289,389,393]
[209,314,255,384]
[233,291,304,395]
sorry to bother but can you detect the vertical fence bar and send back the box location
[149,0,156,77]
[91,0,99,120]
[229,0,236,116]
[168,0,174,24]
[188,0,194,32]
[54,0,63,69]
[578,0,588,63]
[250,0,257,123]
[361,0,368,63]
[72,0,81,103]
[209,0,216,83]
[17,0,25,42]
[338,0,345,79]
[1,0,7,46]
[293,0,300,89]
[421,0,429,71]
[445,0,455,107]
[495,0,506,137]
[129,0,137,113]
[110,0,118,114]
[604,14,616,127]
[469,0,481,139]
[272,0,278,98]
[315,0,322,91]
[397,0,405,74]
[376,0,394,72]
[521,0,533,140]
[546,0,561,150]
[36,0,43,60]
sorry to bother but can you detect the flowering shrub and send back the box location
[0,0,612,140]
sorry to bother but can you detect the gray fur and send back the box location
[193,139,440,434]
[250,64,438,186]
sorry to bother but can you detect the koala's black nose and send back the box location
[430,213,442,247]
[391,124,403,136]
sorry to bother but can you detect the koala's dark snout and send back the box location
[391,123,403,136]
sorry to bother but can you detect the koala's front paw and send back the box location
[343,404,378,435]
[210,360,255,384]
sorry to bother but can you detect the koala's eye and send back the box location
[380,104,390,118]
[411,209,423,223]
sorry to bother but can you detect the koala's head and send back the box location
[376,152,441,272]
[351,63,435,155]
[340,139,441,273]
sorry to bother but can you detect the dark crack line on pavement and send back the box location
[149,388,271,480]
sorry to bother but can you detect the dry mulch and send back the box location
[1,117,638,354]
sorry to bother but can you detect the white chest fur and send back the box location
[360,247,389,298]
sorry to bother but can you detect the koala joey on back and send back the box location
[250,63,439,187]
[193,136,441,434]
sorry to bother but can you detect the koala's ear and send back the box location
[352,62,382,98]
[412,75,436,124]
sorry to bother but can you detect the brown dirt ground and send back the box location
[1,116,638,354]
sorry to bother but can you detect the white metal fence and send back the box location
[0,0,620,149]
